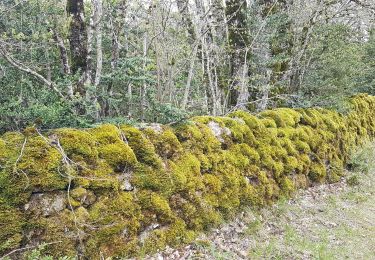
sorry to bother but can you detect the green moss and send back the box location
[309,162,327,183]
[140,219,195,255]
[56,128,98,164]
[132,165,168,192]
[228,111,262,130]
[294,140,311,153]
[259,108,301,127]
[279,176,295,195]
[140,229,167,255]
[279,138,298,156]
[150,193,174,222]
[169,152,203,193]
[175,121,221,154]
[74,160,117,190]
[0,133,68,206]
[1,95,375,258]
[18,136,66,190]
[327,157,345,183]
[85,192,142,256]
[261,118,278,128]
[235,144,260,164]
[170,193,222,231]
[0,138,6,161]
[203,174,222,193]
[196,153,212,173]
[0,202,25,255]
[98,143,137,171]
[164,219,196,246]
[89,124,122,145]
[221,117,258,146]
[297,154,312,174]
[145,128,183,159]
[138,191,174,224]
[299,109,322,127]
[284,156,299,173]
[70,187,96,207]
[120,125,162,168]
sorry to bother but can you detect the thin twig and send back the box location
[13,137,29,189]
[0,241,62,259]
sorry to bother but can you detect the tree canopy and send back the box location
[0,0,374,132]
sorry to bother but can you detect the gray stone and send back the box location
[118,173,134,191]
[207,121,231,143]
[24,191,66,217]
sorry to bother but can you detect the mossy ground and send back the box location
[1,94,375,258]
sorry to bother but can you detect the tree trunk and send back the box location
[94,0,103,88]
[141,33,148,122]
[225,0,251,109]
[67,0,87,78]
[93,0,103,120]
[176,0,196,42]
[195,0,223,115]
[181,45,198,110]
[52,29,74,98]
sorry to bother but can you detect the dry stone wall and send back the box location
[1,94,374,258]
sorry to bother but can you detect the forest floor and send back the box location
[145,153,375,259]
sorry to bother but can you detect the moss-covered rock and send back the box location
[0,202,25,254]
[1,94,375,258]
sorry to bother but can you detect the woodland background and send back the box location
[0,0,374,132]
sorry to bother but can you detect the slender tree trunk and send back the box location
[225,0,251,109]
[236,48,250,110]
[94,0,103,88]
[52,29,74,98]
[93,0,103,120]
[176,0,196,42]
[141,33,148,122]
[67,0,87,82]
[255,0,277,111]
[204,41,217,116]
[195,0,222,115]
[210,0,226,43]
[52,30,71,75]
[177,0,199,110]
[105,0,127,117]
[85,1,95,87]
[182,45,198,110]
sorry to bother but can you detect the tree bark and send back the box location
[52,30,71,75]
[176,0,196,42]
[67,0,87,77]
[181,45,198,110]
[141,33,148,122]
[225,0,251,109]
[51,29,74,98]
[94,0,103,88]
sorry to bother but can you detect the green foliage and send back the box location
[0,84,90,132]
[346,175,360,187]
[349,142,375,174]
[300,24,368,110]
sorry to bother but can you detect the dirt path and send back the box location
[145,163,375,259]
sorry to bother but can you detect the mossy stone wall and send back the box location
[1,94,374,258]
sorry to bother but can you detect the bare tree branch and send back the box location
[0,44,65,99]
